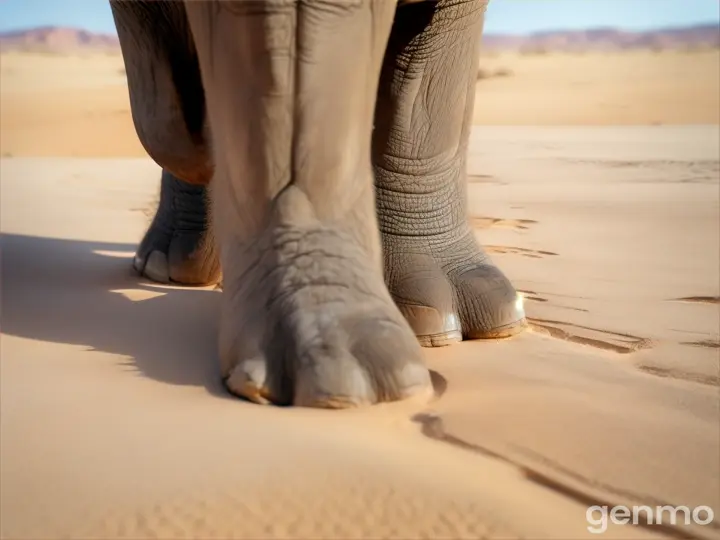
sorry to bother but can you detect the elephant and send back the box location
[110,0,527,408]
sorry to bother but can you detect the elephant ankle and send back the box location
[374,167,469,238]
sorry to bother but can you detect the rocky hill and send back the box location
[1,23,717,54]
[0,26,119,53]
[481,24,719,53]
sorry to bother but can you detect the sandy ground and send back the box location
[2,126,719,539]
[1,49,719,157]
[1,48,720,539]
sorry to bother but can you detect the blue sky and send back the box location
[0,0,718,35]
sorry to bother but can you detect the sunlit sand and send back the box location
[1,48,719,539]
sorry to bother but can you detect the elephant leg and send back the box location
[111,2,220,285]
[183,1,431,407]
[373,0,526,346]
[133,169,220,285]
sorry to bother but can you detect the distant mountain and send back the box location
[0,26,119,53]
[481,23,720,52]
[0,23,717,54]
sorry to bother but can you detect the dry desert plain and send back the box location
[1,48,719,539]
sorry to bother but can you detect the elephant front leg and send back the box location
[184,1,431,407]
[373,0,526,346]
[133,169,220,285]
[111,2,219,285]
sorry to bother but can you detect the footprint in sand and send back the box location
[469,215,555,257]
[637,365,719,386]
[470,217,538,231]
[467,174,506,185]
[523,292,718,356]
[527,317,654,354]
[681,340,720,349]
[517,289,589,313]
[668,296,720,305]
[486,245,558,259]
[666,296,720,351]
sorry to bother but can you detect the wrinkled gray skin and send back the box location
[111,0,526,408]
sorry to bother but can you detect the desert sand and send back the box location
[1,48,719,539]
[1,48,719,157]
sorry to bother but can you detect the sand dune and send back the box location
[1,125,718,539]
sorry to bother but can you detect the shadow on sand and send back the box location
[1,232,230,399]
[1,232,449,404]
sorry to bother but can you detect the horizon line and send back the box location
[0,20,717,37]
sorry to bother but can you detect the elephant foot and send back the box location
[134,170,220,286]
[384,229,527,347]
[220,187,432,409]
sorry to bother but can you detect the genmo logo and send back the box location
[586,505,715,534]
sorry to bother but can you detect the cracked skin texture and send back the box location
[111,0,526,408]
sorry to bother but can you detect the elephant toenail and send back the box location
[143,250,170,283]
[225,359,271,405]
